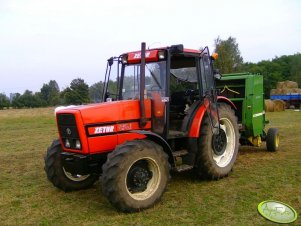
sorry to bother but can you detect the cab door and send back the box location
[199,47,219,133]
[146,62,167,136]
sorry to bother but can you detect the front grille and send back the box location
[57,113,76,126]
[57,114,82,150]
[60,125,79,138]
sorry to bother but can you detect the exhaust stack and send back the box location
[139,42,147,127]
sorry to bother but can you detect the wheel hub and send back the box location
[212,128,227,156]
[127,161,153,193]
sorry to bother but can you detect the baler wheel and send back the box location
[266,128,279,152]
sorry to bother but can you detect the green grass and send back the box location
[0,108,300,225]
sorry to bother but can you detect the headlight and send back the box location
[121,54,128,64]
[158,51,165,60]
[75,140,81,149]
[65,139,71,148]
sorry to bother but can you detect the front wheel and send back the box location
[101,140,170,212]
[44,139,98,191]
[195,103,239,179]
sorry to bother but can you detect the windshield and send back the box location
[121,61,166,100]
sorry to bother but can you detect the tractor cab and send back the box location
[102,43,220,140]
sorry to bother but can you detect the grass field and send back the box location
[0,108,300,225]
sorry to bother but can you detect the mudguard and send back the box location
[188,96,236,138]
[130,130,175,167]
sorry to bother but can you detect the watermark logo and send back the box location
[258,200,297,223]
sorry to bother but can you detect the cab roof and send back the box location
[123,45,202,64]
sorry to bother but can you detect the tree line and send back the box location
[0,78,104,109]
[1,36,300,109]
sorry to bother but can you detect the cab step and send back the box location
[168,130,187,139]
[172,149,189,157]
[173,164,194,172]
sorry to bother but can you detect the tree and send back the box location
[40,80,60,106]
[290,53,301,87]
[214,36,243,73]
[34,92,47,107]
[19,90,35,107]
[11,93,22,108]
[18,90,41,108]
[0,93,10,109]
[89,81,104,103]
[9,90,44,108]
[63,78,90,105]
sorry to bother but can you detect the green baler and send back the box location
[216,72,279,151]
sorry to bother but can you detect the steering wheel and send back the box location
[184,89,199,104]
[184,89,194,96]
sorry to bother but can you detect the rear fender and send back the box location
[217,96,237,110]
[188,97,236,138]
[130,130,175,167]
[188,105,207,138]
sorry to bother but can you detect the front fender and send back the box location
[130,130,175,167]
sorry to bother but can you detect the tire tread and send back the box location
[44,139,97,192]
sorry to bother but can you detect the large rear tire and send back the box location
[102,140,170,212]
[195,103,239,179]
[44,139,98,192]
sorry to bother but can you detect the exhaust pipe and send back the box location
[139,42,147,127]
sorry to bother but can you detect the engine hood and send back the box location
[56,100,151,126]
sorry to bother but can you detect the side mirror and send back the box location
[108,57,114,66]
[213,68,220,74]
[213,69,222,80]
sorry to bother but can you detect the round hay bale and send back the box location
[276,88,283,94]
[292,88,301,93]
[273,99,286,111]
[270,89,277,95]
[283,80,298,88]
[265,99,274,112]
[274,88,286,94]
[281,88,294,94]
[276,82,285,89]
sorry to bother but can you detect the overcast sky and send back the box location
[1,0,300,95]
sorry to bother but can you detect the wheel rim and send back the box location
[62,167,90,182]
[212,128,227,156]
[125,157,161,201]
[212,118,236,167]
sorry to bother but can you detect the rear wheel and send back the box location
[44,139,98,191]
[266,128,279,152]
[101,140,170,212]
[195,103,239,179]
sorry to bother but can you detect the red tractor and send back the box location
[45,43,239,212]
